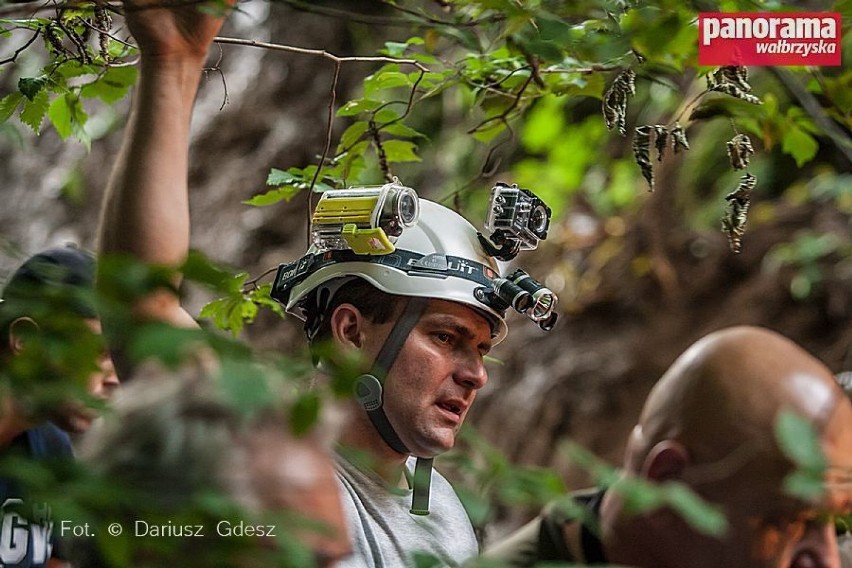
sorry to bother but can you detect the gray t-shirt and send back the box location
[336,453,478,567]
[840,532,851,568]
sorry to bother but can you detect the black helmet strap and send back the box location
[353,296,435,515]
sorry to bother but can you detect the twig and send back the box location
[242,265,279,292]
[321,69,426,159]
[203,42,229,111]
[439,125,516,207]
[467,72,535,134]
[279,0,423,27]
[540,64,621,74]
[52,8,91,63]
[516,43,545,89]
[213,36,428,73]
[74,15,134,49]
[378,0,506,28]
[306,60,341,246]
[0,27,41,66]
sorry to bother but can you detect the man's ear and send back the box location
[642,440,688,482]
[8,317,39,355]
[329,304,365,351]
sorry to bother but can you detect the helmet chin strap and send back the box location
[354,296,434,515]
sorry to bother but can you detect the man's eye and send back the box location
[435,333,452,344]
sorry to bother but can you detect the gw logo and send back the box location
[0,499,54,566]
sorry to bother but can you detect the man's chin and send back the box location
[49,410,95,434]
[409,431,456,458]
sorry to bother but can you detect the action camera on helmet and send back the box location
[482,183,552,261]
[311,180,419,255]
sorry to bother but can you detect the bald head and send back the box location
[626,326,851,504]
[605,327,852,568]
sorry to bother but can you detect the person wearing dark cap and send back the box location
[0,245,118,568]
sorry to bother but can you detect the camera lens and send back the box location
[530,204,549,235]
[397,188,420,227]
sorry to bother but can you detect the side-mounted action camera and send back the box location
[481,182,552,261]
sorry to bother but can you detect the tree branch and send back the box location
[0,26,40,66]
[212,36,429,72]
[467,72,535,134]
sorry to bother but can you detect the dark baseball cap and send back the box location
[0,246,98,327]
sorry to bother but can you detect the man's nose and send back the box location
[98,355,121,397]
[791,523,840,568]
[453,351,488,390]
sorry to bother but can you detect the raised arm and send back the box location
[98,0,233,329]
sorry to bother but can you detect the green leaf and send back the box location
[247,284,285,318]
[535,13,574,43]
[44,92,90,147]
[20,89,50,133]
[521,97,565,153]
[215,357,274,417]
[453,485,491,526]
[198,291,257,336]
[373,108,401,124]
[266,168,300,186]
[337,140,369,181]
[411,552,443,568]
[80,65,138,104]
[244,186,302,206]
[784,470,826,501]
[383,41,409,57]
[471,121,507,143]
[55,61,98,81]
[782,127,819,167]
[18,76,50,101]
[0,92,23,123]
[381,139,421,163]
[380,122,426,139]
[182,251,244,293]
[289,392,321,436]
[337,98,383,117]
[127,323,209,368]
[776,410,826,471]
[338,121,369,151]
[48,95,72,139]
[364,71,412,97]
[616,478,665,514]
[664,483,727,536]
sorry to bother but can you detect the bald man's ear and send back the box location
[329,304,366,352]
[8,317,39,355]
[642,440,689,482]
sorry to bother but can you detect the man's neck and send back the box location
[338,404,409,484]
[599,490,667,568]
[0,397,29,448]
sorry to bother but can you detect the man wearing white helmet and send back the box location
[269,181,556,566]
[96,1,557,566]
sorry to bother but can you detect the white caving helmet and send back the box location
[284,199,508,343]
[272,180,557,344]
